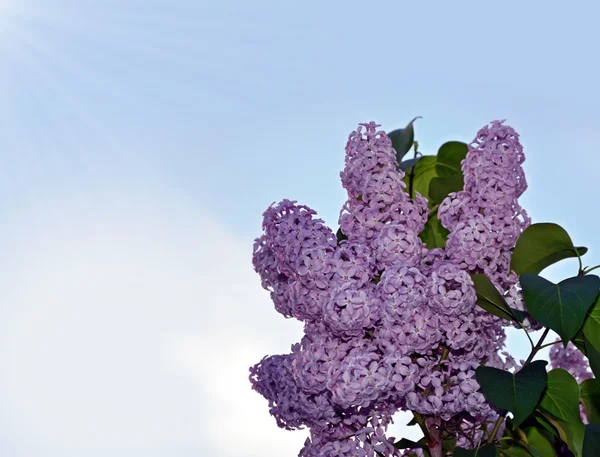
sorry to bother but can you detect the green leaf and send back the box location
[399,157,420,171]
[453,443,497,457]
[539,411,584,457]
[584,337,600,380]
[403,155,438,200]
[573,331,588,355]
[580,379,600,424]
[472,273,520,322]
[429,174,464,204]
[520,274,600,342]
[539,369,581,423]
[476,361,548,428]
[497,446,533,457]
[435,141,468,177]
[419,215,450,249]
[524,427,555,457]
[583,424,600,457]
[393,438,426,450]
[388,116,421,164]
[443,436,457,452]
[511,223,588,275]
[582,296,600,351]
[336,228,347,243]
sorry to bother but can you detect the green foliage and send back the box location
[510,223,588,275]
[404,155,437,200]
[429,174,464,205]
[476,361,548,427]
[523,427,555,457]
[435,141,468,177]
[419,216,449,249]
[389,116,421,164]
[582,296,600,351]
[428,141,468,204]
[539,369,581,423]
[539,411,584,457]
[471,274,524,322]
[583,424,600,457]
[580,379,600,424]
[520,274,600,341]
[393,438,425,450]
[453,443,497,457]
[584,339,600,379]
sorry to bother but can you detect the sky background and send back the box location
[1,1,599,456]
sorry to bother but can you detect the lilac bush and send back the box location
[249,120,600,457]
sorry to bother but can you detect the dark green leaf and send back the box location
[443,436,457,452]
[399,157,420,171]
[419,215,450,249]
[389,116,421,164]
[472,273,519,322]
[403,155,437,200]
[524,427,555,457]
[583,424,600,457]
[521,274,600,342]
[336,228,347,243]
[453,443,497,457]
[539,411,584,457]
[534,413,559,438]
[429,174,464,204]
[585,338,600,380]
[476,361,548,427]
[393,438,425,450]
[572,331,588,355]
[580,379,600,424]
[496,436,537,457]
[497,447,533,457]
[582,296,600,352]
[539,369,581,423]
[511,223,588,275]
[436,141,468,177]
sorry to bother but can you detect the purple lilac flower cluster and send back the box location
[549,340,592,384]
[250,121,531,456]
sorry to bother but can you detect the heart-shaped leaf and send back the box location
[419,215,449,249]
[581,379,600,424]
[429,174,464,204]
[476,361,548,427]
[403,155,437,200]
[511,223,588,275]
[399,157,420,171]
[539,369,581,423]
[584,337,600,380]
[540,411,584,457]
[583,424,600,457]
[524,427,555,457]
[453,443,497,457]
[471,274,523,322]
[388,116,421,164]
[583,296,600,351]
[435,141,468,177]
[521,274,600,342]
[393,438,426,450]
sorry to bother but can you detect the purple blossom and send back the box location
[250,120,533,456]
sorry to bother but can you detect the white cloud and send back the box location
[0,189,307,457]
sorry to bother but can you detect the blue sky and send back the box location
[1,1,599,456]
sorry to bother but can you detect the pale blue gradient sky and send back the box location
[0,1,599,456]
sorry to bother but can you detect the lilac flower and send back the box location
[251,120,532,456]
[550,340,592,383]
